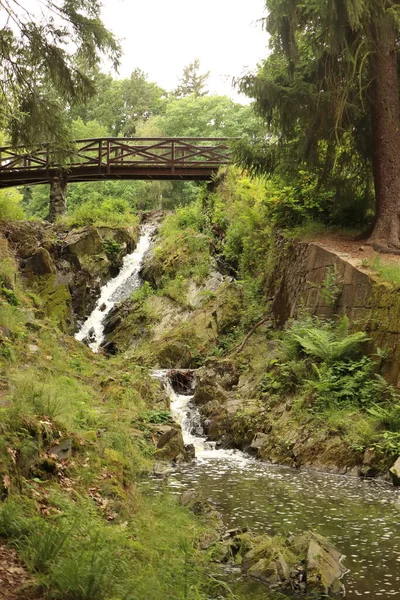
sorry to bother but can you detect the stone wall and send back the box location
[268,238,400,386]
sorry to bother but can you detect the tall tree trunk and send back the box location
[368,15,400,251]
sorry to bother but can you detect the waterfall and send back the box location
[152,369,249,462]
[75,224,155,352]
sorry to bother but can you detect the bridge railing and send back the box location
[0,137,234,174]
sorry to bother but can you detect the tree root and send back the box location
[367,242,400,255]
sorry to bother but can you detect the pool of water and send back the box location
[147,375,400,599]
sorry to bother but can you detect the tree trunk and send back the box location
[368,15,400,251]
[49,173,67,222]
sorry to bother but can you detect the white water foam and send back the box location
[152,369,251,464]
[75,224,155,352]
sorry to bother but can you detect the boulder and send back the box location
[48,438,72,461]
[250,432,269,455]
[390,457,400,486]
[184,443,196,461]
[26,248,57,276]
[155,340,193,369]
[305,532,347,596]
[193,380,228,406]
[63,227,103,258]
[238,531,346,596]
[154,425,186,461]
[241,537,291,587]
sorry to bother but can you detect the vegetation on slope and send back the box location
[0,233,230,599]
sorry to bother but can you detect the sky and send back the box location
[101,0,269,102]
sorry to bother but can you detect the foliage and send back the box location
[174,59,210,98]
[145,94,263,139]
[0,188,25,222]
[141,409,174,425]
[102,239,122,261]
[0,241,220,599]
[62,198,139,228]
[260,316,396,412]
[281,316,368,364]
[237,0,400,241]
[71,69,166,137]
[0,0,120,146]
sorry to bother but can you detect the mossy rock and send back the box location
[154,425,186,461]
[63,227,103,258]
[155,339,194,369]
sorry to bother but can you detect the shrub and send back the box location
[0,188,25,222]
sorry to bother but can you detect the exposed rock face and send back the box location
[3,221,138,330]
[101,277,245,363]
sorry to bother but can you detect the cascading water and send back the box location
[150,370,400,600]
[74,229,400,600]
[75,224,154,352]
[152,369,250,463]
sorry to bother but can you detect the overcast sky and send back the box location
[101,0,268,102]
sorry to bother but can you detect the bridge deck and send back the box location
[0,137,234,188]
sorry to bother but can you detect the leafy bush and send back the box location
[64,198,139,228]
[141,409,174,424]
[0,188,25,222]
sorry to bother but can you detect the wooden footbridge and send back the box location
[0,137,234,188]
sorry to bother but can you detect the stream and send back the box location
[76,224,400,600]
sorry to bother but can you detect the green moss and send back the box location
[33,275,72,331]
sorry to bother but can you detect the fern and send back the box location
[282,317,369,363]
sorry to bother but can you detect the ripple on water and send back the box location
[147,373,400,599]
[145,459,400,600]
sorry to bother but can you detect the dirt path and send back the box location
[305,232,400,273]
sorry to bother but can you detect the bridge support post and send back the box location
[49,173,67,222]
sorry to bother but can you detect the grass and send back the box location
[361,257,400,286]
[0,231,223,600]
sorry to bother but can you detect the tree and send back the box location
[0,0,120,147]
[147,94,262,139]
[71,69,166,136]
[174,59,210,98]
[238,0,400,251]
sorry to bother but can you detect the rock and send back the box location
[184,443,196,461]
[153,462,173,478]
[63,228,103,258]
[99,303,107,312]
[154,425,186,461]
[48,438,72,460]
[305,532,347,596]
[360,448,380,478]
[390,457,400,486]
[242,538,291,587]
[222,527,248,540]
[239,531,346,596]
[250,432,269,453]
[193,380,228,406]
[26,248,57,276]
[28,344,39,353]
